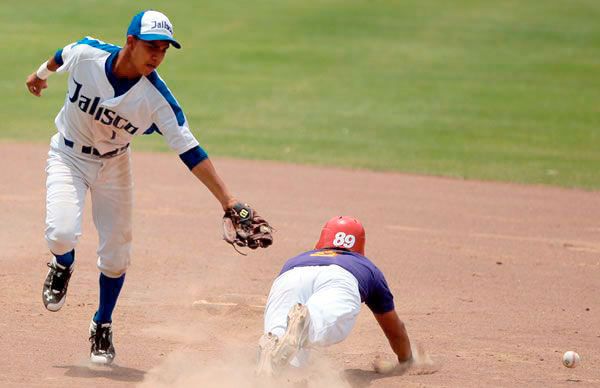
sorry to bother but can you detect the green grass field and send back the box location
[3,1,599,189]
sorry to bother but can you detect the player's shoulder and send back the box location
[143,71,184,114]
[144,70,175,96]
[347,251,384,272]
[69,36,121,58]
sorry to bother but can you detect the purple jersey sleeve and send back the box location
[364,268,395,314]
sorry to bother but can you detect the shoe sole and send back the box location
[90,354,115,365]
[256,332,278,376]
[44,299,66,312]
[271,303,309,367]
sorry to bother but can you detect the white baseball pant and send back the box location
[45,133,133,277]
[264,264,362,366]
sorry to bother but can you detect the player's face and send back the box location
[131,38,170,76]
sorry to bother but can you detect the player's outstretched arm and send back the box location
[373,310,413,363]
[26,56,60,97]
[373,310,438,375]
[190,158,237,211]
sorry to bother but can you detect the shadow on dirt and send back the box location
[54,364,146,382]
[342,368,388,388]
[343,367,418,388]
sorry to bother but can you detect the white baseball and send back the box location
[562,351,580,368]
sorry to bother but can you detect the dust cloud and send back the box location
[139,346,351,388]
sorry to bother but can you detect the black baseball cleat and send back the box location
[89,320,116,364]
[42,259,74,312]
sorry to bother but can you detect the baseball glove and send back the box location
[223,202,273,254]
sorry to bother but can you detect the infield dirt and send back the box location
[1,142,598,387]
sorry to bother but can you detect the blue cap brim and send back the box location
[137,33,181,49]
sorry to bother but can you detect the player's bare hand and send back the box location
[403,343,439,375]
[26,73,48,97]
[372,344,438,376]
[372,355,399,375]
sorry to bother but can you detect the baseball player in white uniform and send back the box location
[25,10,264,364]
[257,216,428,376]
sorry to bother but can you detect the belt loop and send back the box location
[63,137,74,148]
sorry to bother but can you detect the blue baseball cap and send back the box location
[127,10,181,49]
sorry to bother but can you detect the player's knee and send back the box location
[97,251,131,277]
[45,225,78,254]
[100,268,127,278]
[98,261,129,278]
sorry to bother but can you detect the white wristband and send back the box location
[36,61,54,80]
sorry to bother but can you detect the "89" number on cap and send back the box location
[333,232,355,248]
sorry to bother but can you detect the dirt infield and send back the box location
[1,141,598,387]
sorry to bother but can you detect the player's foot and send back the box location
[89,320,116,364]
[256,332,279,377]
[42,259,74,312]
[271,303,310,368]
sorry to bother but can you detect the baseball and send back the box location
[372,356,396,374]
[562,351,580,368]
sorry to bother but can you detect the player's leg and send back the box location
[43,139,91,311]
[263,267,313,338]
[88,152,133,364]
[306,265,361,345]
[258,267,316,375]
[271,302,311,368]
[288,265,361,366]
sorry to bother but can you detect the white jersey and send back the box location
[54,36,198,156]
